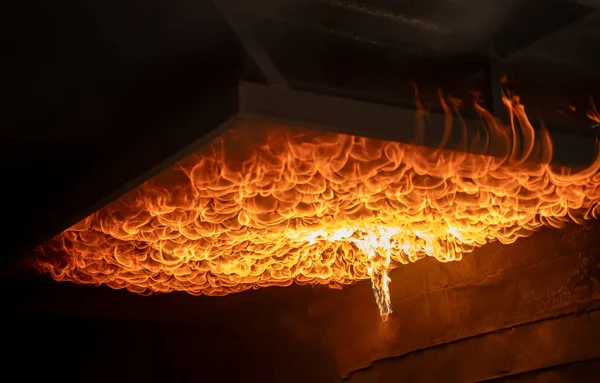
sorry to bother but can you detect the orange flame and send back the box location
[36,92,600,320]
[589,98,600,126]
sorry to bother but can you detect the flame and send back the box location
[589,98,600,126]
[36,92,600,320]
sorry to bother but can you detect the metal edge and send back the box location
[239,81,598,168]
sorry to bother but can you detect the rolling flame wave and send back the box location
[37,93,600,320]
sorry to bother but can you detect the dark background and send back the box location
[5,0,600,381]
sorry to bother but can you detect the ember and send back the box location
[37,92,600,320]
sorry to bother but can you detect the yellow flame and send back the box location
[36,92,600,320]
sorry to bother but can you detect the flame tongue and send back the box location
[297,226,396,319]
[354,229,394,320]
[370,271,392,321]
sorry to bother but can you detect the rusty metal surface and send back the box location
[308,221,600,376]
[347,310,600,382]
[488,358,600,382]
[9,220,600,381]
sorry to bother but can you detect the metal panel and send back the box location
[239,82,598,168]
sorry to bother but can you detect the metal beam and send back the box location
[7,84,239,266]
[483,45,507,121]
[239,82,598,168]
[503,10,600,63]
[214,0,289,88]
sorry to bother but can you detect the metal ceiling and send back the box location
[209,0,600,129]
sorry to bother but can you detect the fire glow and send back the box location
[37,92,600,321]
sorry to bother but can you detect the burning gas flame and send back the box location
[589,98,600,128]
[36,92,600,320]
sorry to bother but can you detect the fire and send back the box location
[589,98,600,127]
[36,92,600,320]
